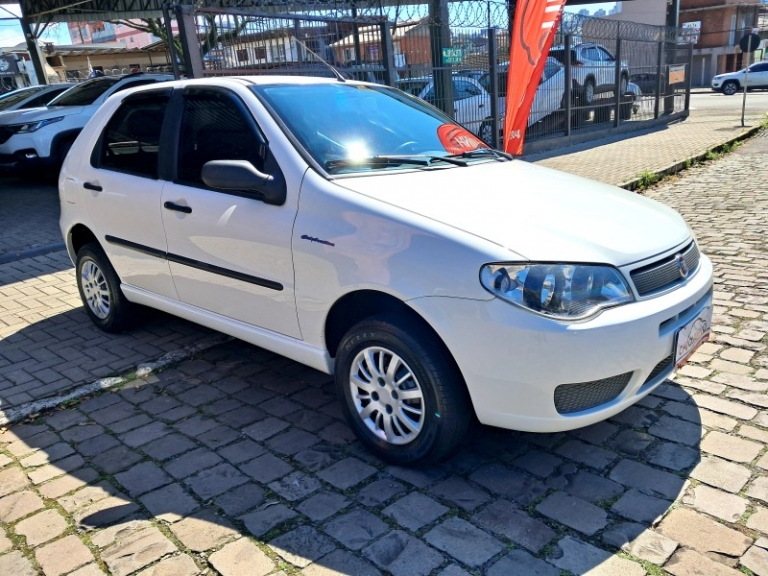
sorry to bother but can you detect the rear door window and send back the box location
[94,90,170,179]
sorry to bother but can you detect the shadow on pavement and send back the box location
[0,304,211,414]
[1,334,701,575]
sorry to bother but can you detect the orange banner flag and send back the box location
[503,0,566,155]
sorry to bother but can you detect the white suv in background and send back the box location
[549,42,630,105]
[0,73,172,176]
[711,62,768,95]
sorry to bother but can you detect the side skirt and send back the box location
[121,285,334,375]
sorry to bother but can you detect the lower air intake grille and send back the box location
[642,354,674,386]
[554,372,633,414]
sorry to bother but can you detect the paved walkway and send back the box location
[0,132,767,575]
[528,107,766,187]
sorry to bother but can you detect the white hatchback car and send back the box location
[60,76,713,464]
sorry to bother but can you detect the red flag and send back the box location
[503,0,566,155]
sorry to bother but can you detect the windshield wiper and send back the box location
[325,154,467,171]
[450,148,513,161]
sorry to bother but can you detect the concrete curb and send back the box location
[0,333,231,426]
[620,123,765,191]
[0,243,66,265]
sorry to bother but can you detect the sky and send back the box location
[0,4,71,48]
[0,1,619,49]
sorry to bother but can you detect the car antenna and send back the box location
[293,37,346,83]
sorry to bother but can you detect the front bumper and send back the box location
[407,254,713,433]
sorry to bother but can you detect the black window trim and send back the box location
[170,85,270,193]
[90,87,174,180]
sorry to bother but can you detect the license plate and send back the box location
[675,305,713,369]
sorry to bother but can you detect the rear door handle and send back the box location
[83,182,102,192]
[164,201,192,214]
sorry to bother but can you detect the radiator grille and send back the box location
[630,242,700,296]
[554,372,633,414]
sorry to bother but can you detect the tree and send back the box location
[109,13,256,66]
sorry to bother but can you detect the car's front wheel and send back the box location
[76,242,140,333]
[583,78,596,105]
[335,315,472,465]
[722,80,739,96]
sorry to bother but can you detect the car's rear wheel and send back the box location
[722,80,739,96]
[76,242,140,333]
[335,315,471,465]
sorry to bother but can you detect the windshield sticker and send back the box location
[437,124,489,154]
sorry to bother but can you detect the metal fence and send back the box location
[174,3,692,152]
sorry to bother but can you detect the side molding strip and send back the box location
[104,235,283,291]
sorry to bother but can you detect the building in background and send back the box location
[605,0,668,26]
[67,21,159,48]
[680,0,766,87]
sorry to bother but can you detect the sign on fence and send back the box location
[441,47,463,65]
[669,65,686,85]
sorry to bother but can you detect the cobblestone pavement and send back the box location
[0,134,766,575]
[0,179,63,259]
[0,250,215,414]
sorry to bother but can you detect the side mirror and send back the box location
[201,160,286,206]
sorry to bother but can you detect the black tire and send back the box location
[583,78,596,105]
[75,242,140,333]
[722,81,739,96]
[335,315,472,465]
[478,120,495,146]
[619,73,628,96]
[58,138,75,167]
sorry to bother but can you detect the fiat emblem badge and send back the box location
[675,253,688,278]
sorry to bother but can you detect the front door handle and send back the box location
[163,201,192,214]
[83,182,102,192]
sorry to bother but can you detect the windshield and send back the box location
[47,77,119,106]
[0,87,44,111]
[252,82,490,175]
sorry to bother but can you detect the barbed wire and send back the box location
[197,1,683,42]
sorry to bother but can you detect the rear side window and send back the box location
[94,91,170,179]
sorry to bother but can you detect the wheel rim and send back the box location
[80,259,110,319]
[585,82,594,103]
[349,346,425,445]
[725,83,736,95]
[480,123,493,144]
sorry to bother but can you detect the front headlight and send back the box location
[480,263,634,320]
[7,116,64,134]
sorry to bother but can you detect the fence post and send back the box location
[654,40,663,119]
[614,37,622,127]
[564,33,572,136]
[352,6,362,64]
[175,4,204,78]
[429,0,454,117]
[162,4,181,80]
[488,28,499,149]
[685,44,692,113]
[380,22,396,87]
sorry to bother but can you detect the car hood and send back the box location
[334,159,690,265]
[0,105,84,125]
